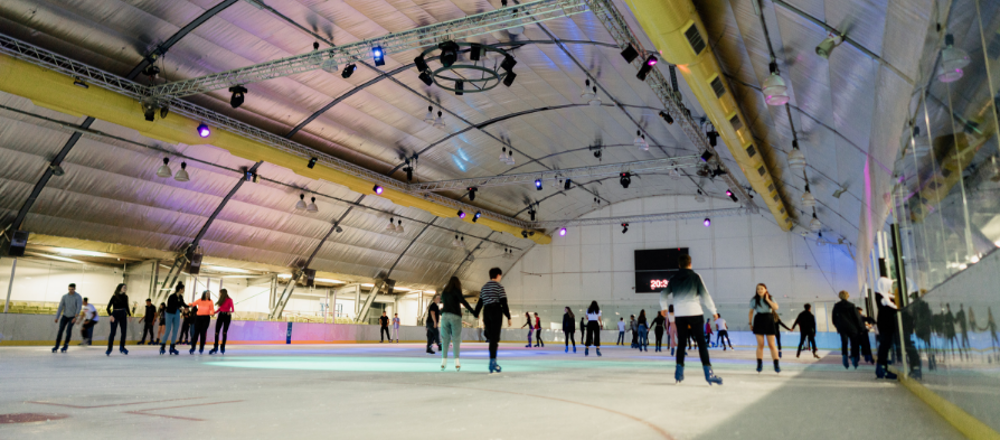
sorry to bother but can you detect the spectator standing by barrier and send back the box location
[379,311,391,343]
[52,283,82,353]
[392,313,401,343]
[617,317,626,345]
[138,299,157,345]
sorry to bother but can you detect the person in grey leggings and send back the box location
[439,276,476,371]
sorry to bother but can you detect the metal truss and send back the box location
[0,33,534,231]
[584,0,758,213]
[148,0,588,99]
[411,154,703,192]
[530,206,749,227]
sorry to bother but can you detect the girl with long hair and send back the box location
[667,305,677,356]
[748,283,781,373]
[651,310,666,352]
[439,276,475,371]
[188,290,215,355]
[562,307,576,353]
[637,309,649,352]
[521,312,534,348]
[161,282,187,355]
[105,283,131,356]
[155,303,166,344]
[584,301,603,356]
[210,288,234,355]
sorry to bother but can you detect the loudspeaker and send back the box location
[304,269,316,288]
[187,253,203,275]
[7,230,28,257]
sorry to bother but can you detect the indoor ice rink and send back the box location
[1,0,999,439]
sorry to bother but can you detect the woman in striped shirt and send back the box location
[473,268,511,374]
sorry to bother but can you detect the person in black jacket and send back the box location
[138,299,157,345]
[562,307,576,353]
[791,304,819,359]
[858,307,875,364]
[831,291,863,369]
[379,311,390,343]
[439,277,476,371]
[473,268,512,374]
[161,283,188,355]
[105,283,131,356]
[651,311,666,352]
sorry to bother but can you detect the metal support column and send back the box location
[3,257,16,313]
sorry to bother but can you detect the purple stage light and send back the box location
[558,227,567,236]
[197,123,210,138]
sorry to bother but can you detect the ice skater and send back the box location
[748,283,780,373]
[563,307,576,353]
[426,293,442,354]
[188,291,215,355]
[791,304,819,359]
[472,268,511,374]
[155,303,166,345]
[667,305,677,356]
[379,311,391,343]
[522,312,534,348]
[584,301,603,356]
[874,276,899,379]
[392,313,401,343]
[439,276,476,371]
[715,314,733,350]
[209,289,233,355]
[138,299,157,345]
[831,291,863,369]
[774,312,791,358]
[52,283,82,353]
[617,317,626,345]
[534,313,544,347]
[637,310,649,352]
[661,255,722,385]
[651,310,665,352]
[105,283,131,356]
[78,297,98,346]
[629,314,638,348]
[580,316,586,348]
[162,283,188,355]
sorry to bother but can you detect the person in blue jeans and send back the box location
[617,318,626,345]
[522,312,534,348]
[161,282,187,355]
[52,283,82,353]
[637,309,649,352]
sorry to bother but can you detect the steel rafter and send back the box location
[530,206,749,227]
[148,0,588,99]
[411,155,702,192]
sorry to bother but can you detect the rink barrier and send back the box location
[897,372,1000,440]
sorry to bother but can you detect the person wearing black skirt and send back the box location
[748,283,781,373]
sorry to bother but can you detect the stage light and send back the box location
[439,41,459,67]
[621,223,629,234]
[468,187,477,201]
[457,210,466,219]
[423,106,435,124]
[727,189,738,202]
[501,55,517,72]
[470,43,482,61]
[174,162,190,182]
[564,179,572,190]
[419,71,433,86]
[455,80,464,95]
[706,130,719,147]
[197,124,210,138]
[295,194,307,210]
[939,34,970,83]
[386,218,396,232]
[404,166,413,181]
[503,71,517,87]
[636,55,657,81]
[160,105,169,119]
[528,209,536,222]
[593,149,602,159]
[373,185,383,195]
[229,85,247,109]
[308,157,318,169]
[342,64,356,78]
[703,218,711,227]
[521,231,528,238]
[306,197,318,213]
[535,179,543,190]
[815,34,843,59]
[762,63,788,106]
[700,151,714,162]
[620,172,631,189]
[372,46,385,66]
[73,78,89,89]
[558,227,567,236]
[414,55,429,72]
[473,212,482,222]
[620,44,639,63]
[396,220,404,233]
[659,111,673,124]
[156,158,172,178]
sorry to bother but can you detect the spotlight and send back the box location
[295,194,307,210]
[621,223,629,234]
[636,55,657,81]
[564,179,572,191]
[160,105,170,119]
[457,210,466,219]
[470,43,482,61]
[439,41,459,67]
[726,189,738,202]
[174,162,190,182]
[308,157,318,169]
[580,79,596,100]
[404,166,413,182]
[197,124,210,138]
[620,44,639,63]
[423,106,435,124]
[73,78,89,89]
[502,71,517,87]
[938,34,970,83]
[307,197,319,213]
[762,63,788,106]
[414,55,429,72]
[534,178,543,190]
[342,64,356,78]
[373,185,383,195]
[396,220,404,233]
[558,227,567,237]
[229,85,247,109]
[593,149,602,159]
[706,130,719,147]
[809,212,822,232]
[473,212,482,222]
[700,151,714,162]
[815,34,843,59]
[500,55,517,72]
[659,111,674,124]
[418,71,433,86]
[468,187,477,201]
[433,111,445,129]
[455,80,464,95]
[143,103,156,122]
[156,158,172,178]
[703,218,711,227]
[528,209,536,222]
[386,218,396,232]
[372,46,385,66]
[620,172,631,189]
[521,231,529,238]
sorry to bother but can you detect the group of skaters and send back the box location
[50,281,235,357]
[614,308,734,354]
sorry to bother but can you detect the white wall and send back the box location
[501,195,857,330]
[0,257,124,306]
